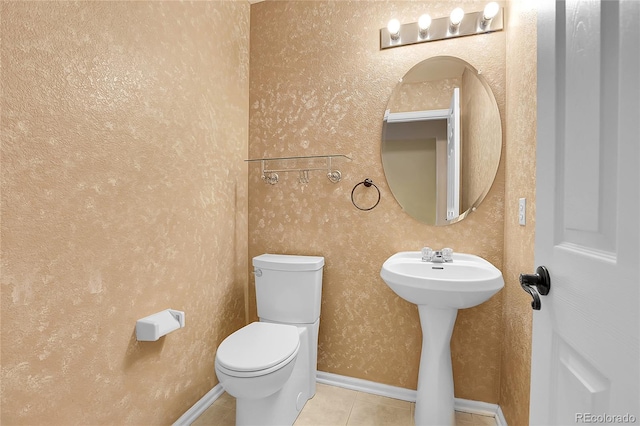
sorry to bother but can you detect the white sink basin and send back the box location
[379,251,504,426]
[380,251,504,309]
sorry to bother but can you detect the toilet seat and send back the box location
[216,322,300,378]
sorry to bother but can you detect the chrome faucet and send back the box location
[421,247,453,263]
[431,251,445,263]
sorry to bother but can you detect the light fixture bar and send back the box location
[380,7,503,50]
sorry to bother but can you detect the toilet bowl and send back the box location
[215,322,300,400]
[214,254,324,426]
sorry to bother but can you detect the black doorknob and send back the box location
[519,266,551,310]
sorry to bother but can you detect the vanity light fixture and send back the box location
[380,3,504,50]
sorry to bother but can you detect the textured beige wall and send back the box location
[249,0,506,402]
[1,2,249,424]
[388,78,461,112]
[500,1,537,425]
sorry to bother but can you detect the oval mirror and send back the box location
[381,56,502,225]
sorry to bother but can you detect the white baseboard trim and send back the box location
[496,405,509,426]
[172,384,224,426]
[317,371,417,402]
[317,371,507,425]
[175,371,509,426]
[454,397,499,417]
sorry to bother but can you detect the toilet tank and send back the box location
[253,254,324,324]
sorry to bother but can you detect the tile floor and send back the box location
[192,383,498,426]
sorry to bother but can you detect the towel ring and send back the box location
[351,178,381,211]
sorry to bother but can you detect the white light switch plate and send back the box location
[519,198,526,226]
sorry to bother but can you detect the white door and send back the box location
[531,1,639,425]
[446,87,460,221]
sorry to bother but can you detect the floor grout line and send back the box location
[344,391,356,426]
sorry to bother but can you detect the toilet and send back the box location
[215,254,324,426]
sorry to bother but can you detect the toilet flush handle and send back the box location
[254,268,262,277]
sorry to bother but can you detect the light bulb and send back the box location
[483,2,500,20]
[481,2,500,28]
[418,14,432,32]
[450,8,464,26]
[387,19,401,40]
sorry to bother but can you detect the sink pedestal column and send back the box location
[414,305,458,426]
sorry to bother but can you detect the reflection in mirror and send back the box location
[381,56,502,225]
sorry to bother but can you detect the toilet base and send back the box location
[233,321,319,426]
[236,386,309,426]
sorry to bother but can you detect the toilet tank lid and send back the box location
[253,254,324,271]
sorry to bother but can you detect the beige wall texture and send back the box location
[501,1,538,425]
[249,0,507,404]
[389,78,461,112]
[1,1,249,424]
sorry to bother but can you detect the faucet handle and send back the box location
[442,247,453,262]
[421,247,433,261]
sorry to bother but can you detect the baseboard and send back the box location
[454,397,500,417]
[495,405,509,426]
[317,371,417,402]
[317,371,507,425]
[172,384,224,426]
[175,372,509,426]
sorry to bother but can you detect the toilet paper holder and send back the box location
[136,309,185,341]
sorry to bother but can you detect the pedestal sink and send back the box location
[380,251,504,426]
